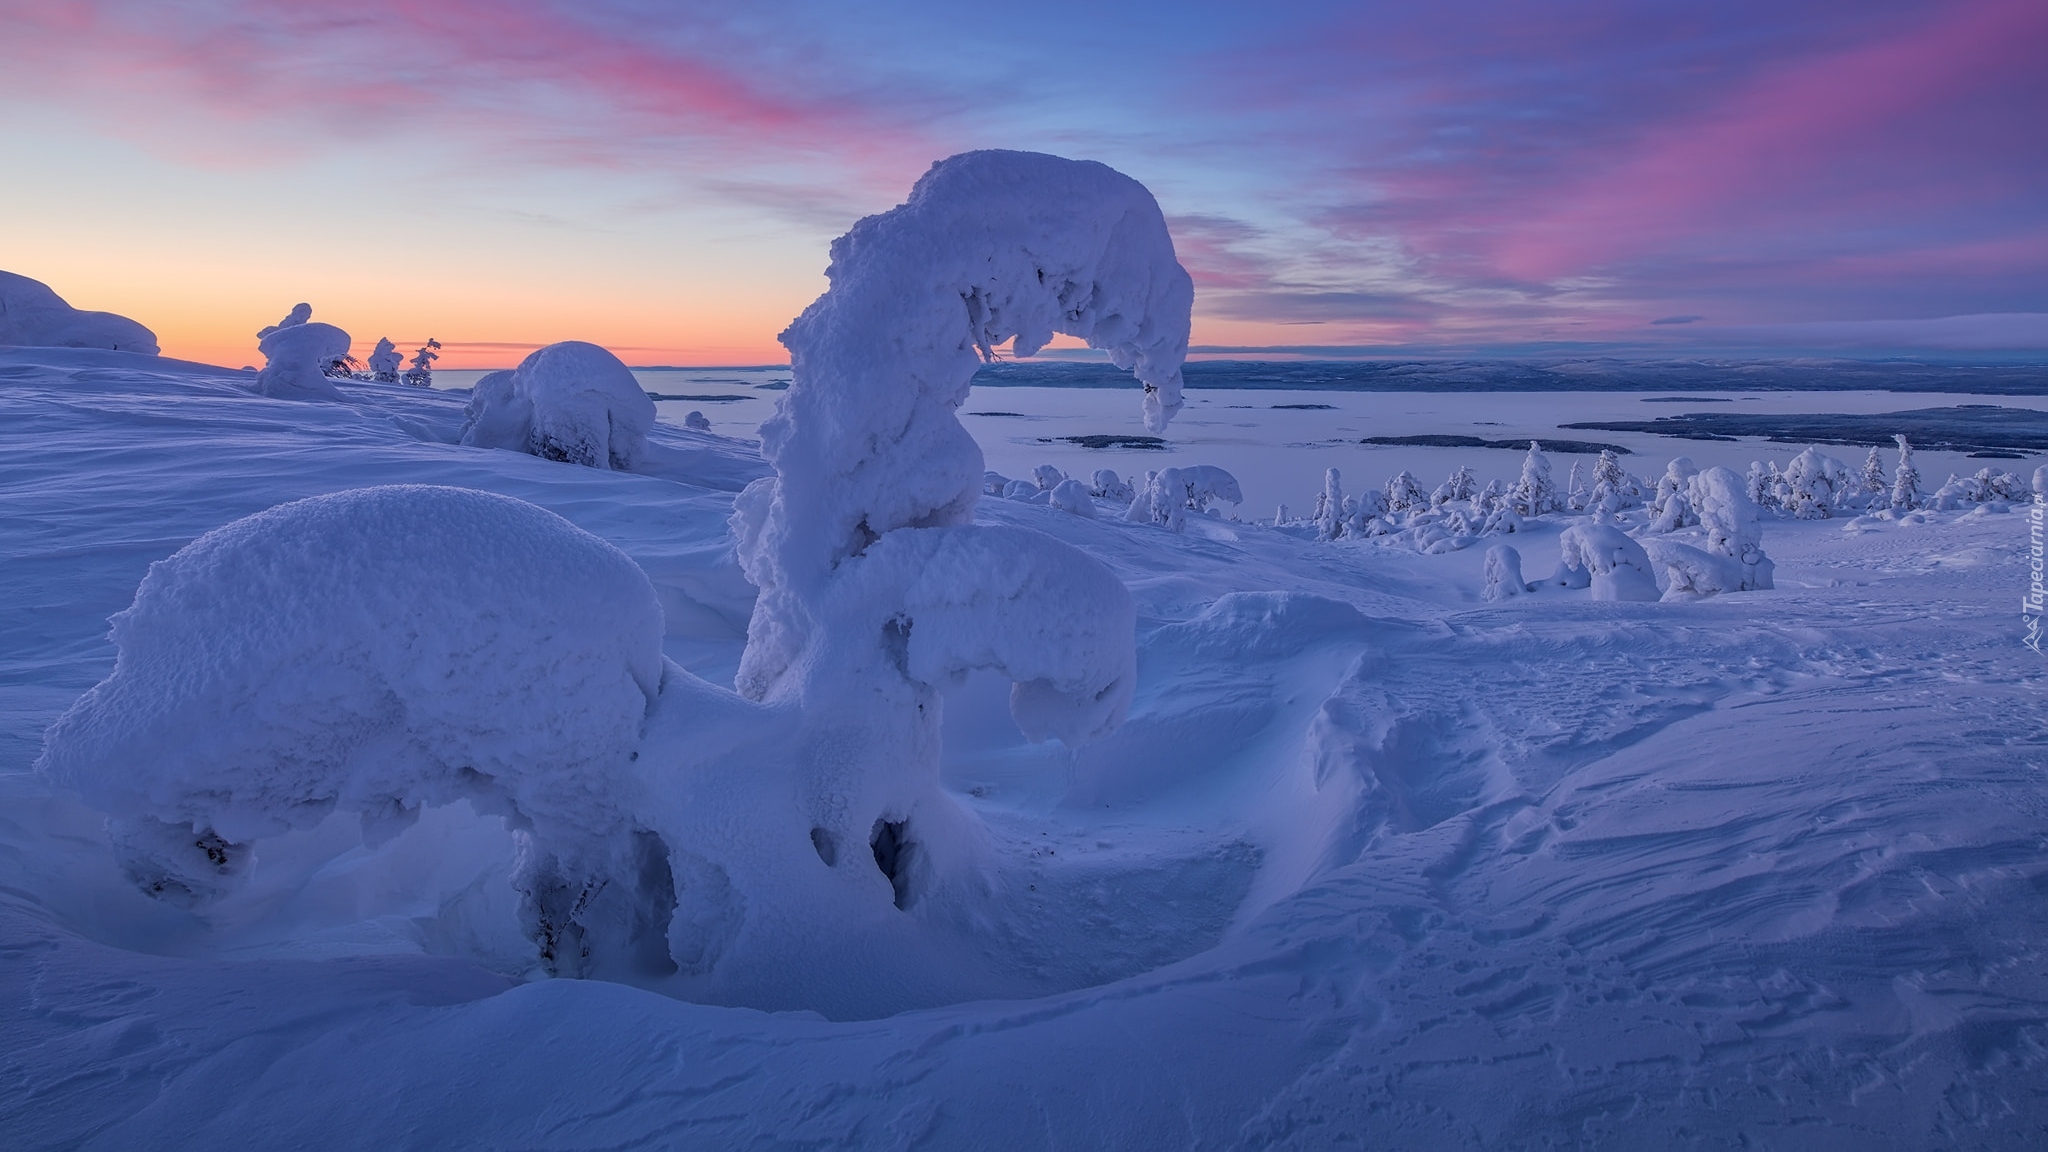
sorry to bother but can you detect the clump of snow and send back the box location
[1033,464,1067,490]
[2035,464,2048,498]
[0,270,160,354]
[461,341,656,470]
[1089,468,1134,502]
[1554,522,1660,601]
[35,485,668,975]
[255,304,351,400]
[1481,544,1529,601]
[366,337,403,383]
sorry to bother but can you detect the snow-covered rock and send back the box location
[0,270,159,354]
[461,341,656,470]
[35,485,668,974]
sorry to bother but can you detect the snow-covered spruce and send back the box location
[1644,457,1700,533]
[1644,466,1774,598]
[1481,544,1529,601]
[1316,468,1346,541]
[729,150,1180,905]
[403,338,440,387]
[1385,470,1427,516]
[461,340,656,470]
[34,486,670,977]
[1510,441,1558,516]
[1892,435,1922,513]
[1783,447,1853,519]
[0,270,159,354]
[1551,522,1660,601]
[366,337,403,383]
[255,304,351,401]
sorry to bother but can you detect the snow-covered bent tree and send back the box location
[731,149,1187,907]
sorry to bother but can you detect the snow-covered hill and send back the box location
[3,346,2044,1148]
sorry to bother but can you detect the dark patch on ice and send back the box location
[1640,396,1734,403]
[755,380,789,390]
[969,358,2048,395]
[1563,406,2048,452]
[1361,434,1631,455]
[645,393,752,402]
[1271,403,1336,410]
[1969,450,2027,459]
[966,411,1028,417]
[870,819,914,909]
[1047,434,1169,450]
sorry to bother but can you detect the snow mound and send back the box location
[463,341,656,470]
[36,485,666,969]
[255,303,350,400]
[0,270,159,354]
[1482,544,1529,601]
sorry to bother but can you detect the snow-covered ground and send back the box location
[5,347,2046,1148]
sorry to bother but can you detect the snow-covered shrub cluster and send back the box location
[366,337,403,383]
[1127,464,1242,530]
[461,340,655,470]
[35,486,671,977]
[254,304,353,400]
[1552,522,1660,601]
[0,270,159,354]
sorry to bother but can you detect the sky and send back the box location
[1,0,2043,368]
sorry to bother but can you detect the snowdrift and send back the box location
[0,270,158,354]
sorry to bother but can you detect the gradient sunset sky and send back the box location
[3,0,2043,367]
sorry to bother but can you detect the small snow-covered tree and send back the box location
[366,337,403,383]
[1783,447,1852,519]
[1386,470,1427,516]
[1048,478,1097,517]
[1089,469,1134,502]
[1651,465,1774,595]
[1476,478,1506,515]
[1590,449,1633,509]
[402,338,441,387]
[1128,464,1241,530]
[1891,434,1920,513]
[1510,441,1558,516]
[684,410,713,431]
[1644,457,1702,533]
[1565,461,1589,511]
[1481,544,1529,601]
[1317,468,1346,541]
[1860,445,1886,499]
[1746,461,1779,513]
[1433,466,1476,508]
[1033,464,1067,490]
[254,303,350,400]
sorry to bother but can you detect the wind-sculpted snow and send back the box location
[254,303,349,400]
[0,270,158,354]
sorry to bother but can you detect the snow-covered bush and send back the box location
[1128,465,1241,530]
[460,340,655,470]
[1089,469,1134,502]
[1385,470,1427,516]
[1565,462,1589,511]
[1645,457,1700,532]
[1891,435,1920,514]
[0,269,159,353]
[1648,466,1773,597]
[255,303,350,401]
[1048,478,1097,517]
[984,471,1013,495]
[1033,464,1067,490]
[728,151,1181,904]
[1004,478,1047,503]
[1746,461,1780,513]
[1859,446,1887,500]
[1589,449,1638,511]
[35,486,670,976]
[1782,447,1852,519]
[1510,441,1558,516]
[684,410,712,431]
[1481,544,1529,601]
[1434,466,1477,508]
[366,337,403,383]
[1553,522,1660,601]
